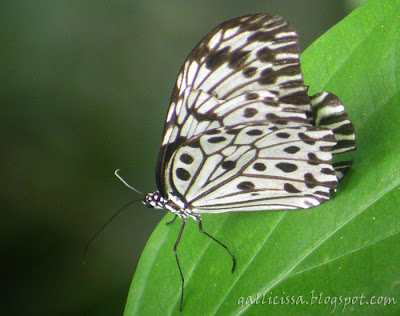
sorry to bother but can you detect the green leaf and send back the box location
[124,0,400,314]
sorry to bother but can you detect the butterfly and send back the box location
[141,13,356,311]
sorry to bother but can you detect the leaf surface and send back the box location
[125,0,400,314]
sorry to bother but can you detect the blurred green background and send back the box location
[1,0,364,315]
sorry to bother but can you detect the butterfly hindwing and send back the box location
[310,92,356,179]
[310,92,356,156]
[166,124,338,213]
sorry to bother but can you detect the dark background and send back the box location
[1,0,364,315]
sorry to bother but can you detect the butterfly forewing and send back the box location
[156,13,313,194]
[174,13,307,101]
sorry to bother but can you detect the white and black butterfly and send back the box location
[141,13,356,311]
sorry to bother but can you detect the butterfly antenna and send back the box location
[82,199,142,264]
[114,169,144,196]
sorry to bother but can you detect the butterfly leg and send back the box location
[174,219,186,312]
[196,218,236,273]
[166,214,178,225]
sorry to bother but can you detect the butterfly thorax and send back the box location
[143,191,198,220]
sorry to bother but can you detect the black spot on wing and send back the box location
[205,129,221,135]
[262,98,279,107]
[276,132,290,139]
[221,160,236,170]
[258,68,276,85]
[179,154,194,164]
[319,113,348,126]
[265,113,288,125]
[279,91,310,106]
[187,138,201,148]
[304,173,318,188]
[237,181,255,190]
[245,92,260,100]
[333,139,356,152]
[243,67,257,78]
[247,20,291,42]
[256,47,275,62]
[258,65,300,85]
[176,168,191,181]
[284,146,300,154]
[228,50,250,69]
[321,168,335,175]
[314,190,330,197]
[276,162,298,173]
[333,123,355,135]
[226,128,241,135]
[246,129,263,136]
[206,46,230,70]
[253,163,266,171]
[307,153,329,165]
[284,183,301,193]
[192,111,219,121]
[208,136,227,143]
[298,132,316,145]
[304,172,337,189]
[244,108,258,118]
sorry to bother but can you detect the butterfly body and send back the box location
[140,13,356,311]
[143,191,199,220]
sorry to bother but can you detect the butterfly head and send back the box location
[143,191,167,210]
